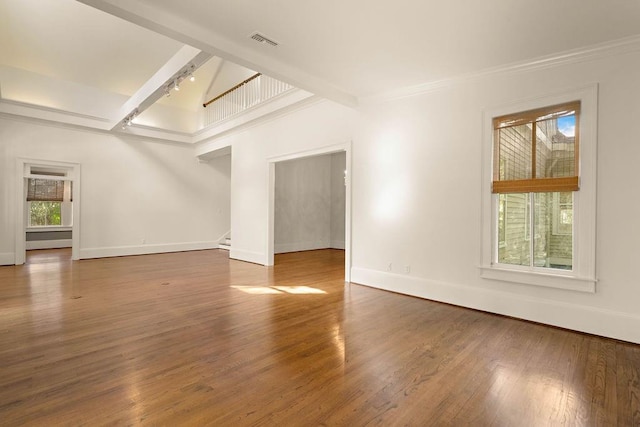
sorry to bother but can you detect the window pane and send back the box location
[498,125,532,180]
[533,192,573,270]
[29,201,62,226]
[535,115,576,179]
[498,193,530,266]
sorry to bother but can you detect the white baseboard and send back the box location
[275,240,330,254]
[79,241,219,259]
[330,240,345,250]
[0,252,15,266]
[216,230,231,244]
[26,239,72,250]
[230,248,266,265]
[350,267,640,344]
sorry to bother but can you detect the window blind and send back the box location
[492,101,580,193]
[27,179,65,202]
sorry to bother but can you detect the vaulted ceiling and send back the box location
[0,0,259,136]
[2,0,640,139]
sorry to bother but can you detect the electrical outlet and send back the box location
[404,265,411,274]
[387,263,392,271]
[142,238,146,244]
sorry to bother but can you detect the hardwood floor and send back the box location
[1,249,639,426]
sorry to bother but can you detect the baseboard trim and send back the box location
[330,240,345,250]
[0,252,15,266]
[26,239,72,250]
[230,248,266,265]
[350,267,640,344]
[275,240,330,254]
[79,241,219,259]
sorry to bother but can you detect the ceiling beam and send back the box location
[109,45,211,130]
[76,0,358,108]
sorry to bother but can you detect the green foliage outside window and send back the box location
[30,202,62,226]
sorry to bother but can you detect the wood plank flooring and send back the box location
[0,248,639,426]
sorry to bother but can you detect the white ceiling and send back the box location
[78,0,640,100]
[2,0,640,137]
[0,0,182,96]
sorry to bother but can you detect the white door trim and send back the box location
[15,158,81,264]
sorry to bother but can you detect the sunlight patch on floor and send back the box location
[231,285,327,295]
[230,286,282,295]
[272,286,326,294]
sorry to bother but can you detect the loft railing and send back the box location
[202,73,294,126]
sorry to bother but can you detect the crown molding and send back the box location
[0,98,112,127]
[361,34,640,105]
[121,123,192,143]
[1,89,321,147]
[0,100,193,147]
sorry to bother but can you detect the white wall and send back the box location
[135,102,200,134]
[274,152,345,253]
[218,47,640,343]
[2,44,638,344]
[350,49,640,343]
[0,118,230,262]
[225,100,355,264]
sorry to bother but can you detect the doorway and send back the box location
[267,143,351,281]
[26,248,72,265]
[15,159,81,265]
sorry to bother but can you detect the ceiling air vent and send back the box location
[249,32,279,47]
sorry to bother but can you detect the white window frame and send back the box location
[480,85,597,292]
[551,192,573,236]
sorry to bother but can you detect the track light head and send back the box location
[120,108,139,130]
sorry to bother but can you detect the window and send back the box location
[26,178,72,227]
[493,102,578,271]
[480,86,597,292]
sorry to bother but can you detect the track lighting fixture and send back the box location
[163,64,196,95]
[120,109,139,130]
[118,63,198,132]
